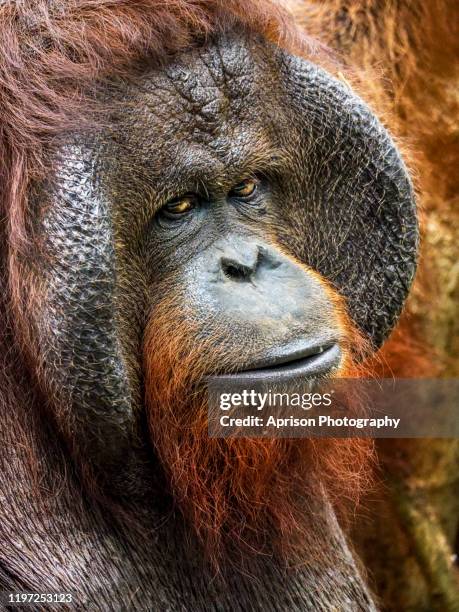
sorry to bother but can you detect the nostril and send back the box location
[221,258,253,281]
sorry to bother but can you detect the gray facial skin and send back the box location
[0,31,416,609]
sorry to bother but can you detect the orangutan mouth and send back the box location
[209,342,341,383]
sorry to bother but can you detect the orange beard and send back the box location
[143,296,373,569]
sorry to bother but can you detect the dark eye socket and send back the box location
[159,194,197,219]
[228,178,259,199]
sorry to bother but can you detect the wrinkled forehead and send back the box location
[106,33,291,178]
[143,35,274,128]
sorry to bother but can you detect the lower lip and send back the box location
[209,344,342,384]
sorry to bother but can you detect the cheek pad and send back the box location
[278,52,418,348]
[30,147,136,480]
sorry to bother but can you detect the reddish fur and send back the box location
[1,0,441,576]
[143,263,373,568]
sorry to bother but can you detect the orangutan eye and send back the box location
[160,195,197,218]
[229,178,258,199]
